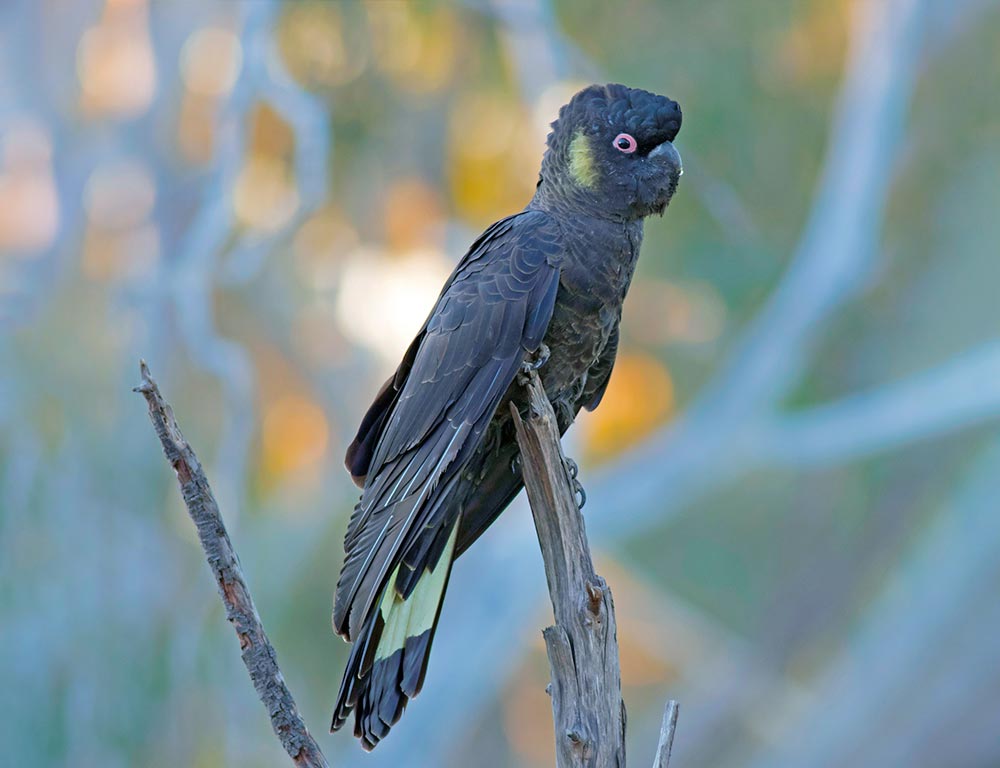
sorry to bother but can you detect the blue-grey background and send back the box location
[2,0,1000,765]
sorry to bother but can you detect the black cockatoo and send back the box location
[331,83,683,749]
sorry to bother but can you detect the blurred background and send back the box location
[2,0,1000,765]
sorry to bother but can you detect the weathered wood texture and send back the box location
[135,361,330,768]
[511,367,678,768]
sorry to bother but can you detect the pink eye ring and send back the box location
[613,133,637,153]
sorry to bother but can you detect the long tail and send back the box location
[331,520,459,750]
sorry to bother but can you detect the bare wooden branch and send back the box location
[653,700,679,768]
[511,367,678,767]
[134,360,330,768]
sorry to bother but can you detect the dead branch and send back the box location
[511,367,678,767]
[134,361,329,768]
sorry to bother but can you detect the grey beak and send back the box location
[649,140,683,176]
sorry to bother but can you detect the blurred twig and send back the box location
[510,367,677,767]
[653,700,680,768]
[752,341,1000,467]
[133,361,329,768]
[152,0,330,520]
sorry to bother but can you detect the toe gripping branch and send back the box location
[515,452,586,509]
[521,342,551,376]
[563,457,587,510]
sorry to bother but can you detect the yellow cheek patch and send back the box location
[569,131,598,189]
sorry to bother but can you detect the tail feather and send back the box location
[331,521,459,750]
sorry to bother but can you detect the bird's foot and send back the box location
[521,343,551,375]
[563,456,587,509]
[564,457,578,479]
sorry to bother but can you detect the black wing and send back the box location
[334,209,564,640]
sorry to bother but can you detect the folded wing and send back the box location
[333,209,564,641]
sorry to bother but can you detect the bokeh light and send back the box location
[334,247,452,366]
[367,3,459,93]
[181,26,243,98]
[582,352,675,463]
[77,0,156,118]
[278,3,367,90]
[0,118,58,254]
[448,91,540,225]
[261,393,330,485]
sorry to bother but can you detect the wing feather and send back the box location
[334,209,564,639]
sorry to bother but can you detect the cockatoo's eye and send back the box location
[613,133,637,153]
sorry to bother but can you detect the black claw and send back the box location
[522,343,551,374]
[563,457,586,508]
[533,343,551,369]
[510,454,522,476]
